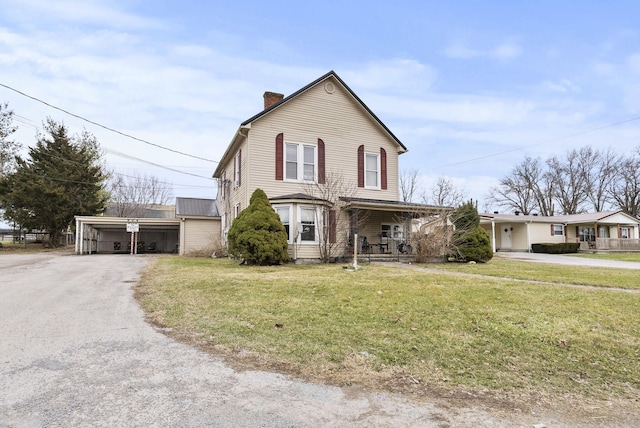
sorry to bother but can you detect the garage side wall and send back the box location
[181,218,221,255]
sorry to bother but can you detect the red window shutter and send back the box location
[380,148,387,190]
[550,224,554,236]
[318,138,325,184]
[238,149,242,186]
[328,209,336,243]
[357,145,364,188]
[275,133,283,180]
[576,226,579,238]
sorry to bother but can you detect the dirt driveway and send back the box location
[0,252,627,427]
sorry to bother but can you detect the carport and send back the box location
[75,216,181,255]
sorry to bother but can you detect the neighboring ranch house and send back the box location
[480,211,640,253]
[214,70,446,262]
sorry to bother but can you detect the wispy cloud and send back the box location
[443,40,522,60]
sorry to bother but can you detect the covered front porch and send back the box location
[340,197,450,261]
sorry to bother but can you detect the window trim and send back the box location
[364,152,380,189]
[298,205,318,244]
[552,224,564,236]
[273,204,292,243]
[284,142,317,183]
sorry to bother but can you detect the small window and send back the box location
[621,227,631,239]
[234,203,241,218]
[552,224,564,236]
[365,153,379,188]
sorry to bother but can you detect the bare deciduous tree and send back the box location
[108,172,173,217]
[301,172,363,263]
[583,147,618,212]
[487,156,547,215]
[423,176,467,208]
[547,148,591,214]
[399,169,419,202]
[610,149,640,218]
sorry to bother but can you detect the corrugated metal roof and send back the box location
[175,198,219,217]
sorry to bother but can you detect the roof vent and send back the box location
[324,82,335,94]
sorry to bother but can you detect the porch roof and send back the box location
[340,197,450,213]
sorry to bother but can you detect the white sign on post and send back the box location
[126,223,139,232]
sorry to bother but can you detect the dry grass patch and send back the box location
[136,256,640,421]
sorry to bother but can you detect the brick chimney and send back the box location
[263,91,284,110]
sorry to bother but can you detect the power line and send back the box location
[440,115,640,168]
[0,82,219,164]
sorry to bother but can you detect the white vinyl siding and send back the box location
[245,76,401,203]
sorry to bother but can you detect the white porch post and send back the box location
[75,218,81,254]
[491,220,496,253]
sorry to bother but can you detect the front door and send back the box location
[501,224,512,250]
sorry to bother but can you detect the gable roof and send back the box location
[241,70,406,150]
[175,197,219,217]
[213,70,406,178]
[480,210,640,225]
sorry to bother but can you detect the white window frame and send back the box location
[273,204,292,243]
[365,152,380,189]
[285,142,317,183]
[552,224,564,236]
[381,223,403,239]
[234,203,241,219]
[298,205,319,244]
[234,153,241,188]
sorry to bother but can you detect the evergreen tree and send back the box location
[450,200,493,263]
[0,119,109,246]
[227,188,290,265]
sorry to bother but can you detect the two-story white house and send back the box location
[213,70,444,262]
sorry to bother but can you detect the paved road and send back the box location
[496,251,640,269]
[0,253,526,427]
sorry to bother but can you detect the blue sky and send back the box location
[1,0,640,210]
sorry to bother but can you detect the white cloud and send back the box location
[443,39,522,60]
[341,59,437,94]
[541,79,581,93]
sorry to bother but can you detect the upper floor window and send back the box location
[234,203,241,219]
[234,150,242,188]
[286,143,316,182]
[365,153,380,189]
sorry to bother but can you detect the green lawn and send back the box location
[422,257,640,289]
[137,257,640,403]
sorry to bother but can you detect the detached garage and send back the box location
[75,197,221,256]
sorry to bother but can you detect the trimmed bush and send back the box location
[227,189,290,265]
[531,243,580,254]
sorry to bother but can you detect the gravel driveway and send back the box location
[0,252,537,428]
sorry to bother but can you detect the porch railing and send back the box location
[578,238,640,251]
